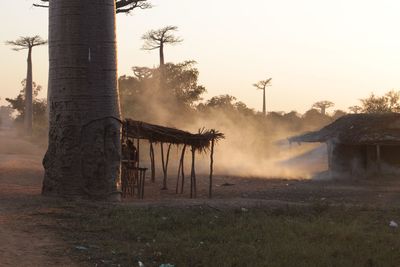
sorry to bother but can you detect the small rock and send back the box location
[389,221,398,228]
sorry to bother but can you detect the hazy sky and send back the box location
[1,0,400,113]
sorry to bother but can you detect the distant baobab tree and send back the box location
[312,100,334,116]
[5,36,47,136]
[142,26,183,68]
[253,78,272,116]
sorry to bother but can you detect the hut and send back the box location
[121,119,224,198]
[289,113,400,178]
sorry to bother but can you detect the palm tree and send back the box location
[42,0,150,200]
[6,36,47,135]
[253,78,272,116]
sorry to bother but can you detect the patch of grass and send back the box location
[48,202,400,267]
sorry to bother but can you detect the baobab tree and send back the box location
[5,36,47,135]
[253,78,272,116]
[312,101,334,116]
[38,0,151,200]
[142,26,183,68]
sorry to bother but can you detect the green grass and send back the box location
[48,202,400,267]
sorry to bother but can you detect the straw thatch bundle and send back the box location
[123,119,224,150]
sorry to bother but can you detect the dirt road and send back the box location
[0,130,75,267]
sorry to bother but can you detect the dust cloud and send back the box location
[128,99,329,180]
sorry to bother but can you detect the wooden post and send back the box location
[161,142,166,189]
[176,153,182,194]
[176,145,187,194]
[180,145,186,194]
[149,142,155,183]
[161,143,172,190]
[190,146,196,198]
[136,138,140,168]
[166,144,172,185]
[209,135,215,198]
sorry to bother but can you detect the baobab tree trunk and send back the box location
[321,106,326,116]
[262,88,266,116]
[42,0,122,200]
[159,43,165,88]
[159,43,165,67]
[25,47,33,135]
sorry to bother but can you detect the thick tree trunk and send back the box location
[42,0,122,200]
[159,43,165,90]
[25,48,33,135]
[321,106,326,116]
[262,88,266,116]
[159,43,165,67]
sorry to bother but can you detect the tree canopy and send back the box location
[5,36,47,51]
[142,26,183,51]
[5,80,46,125]
[350,90,400,113]
[312,101,334,115]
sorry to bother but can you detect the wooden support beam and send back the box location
[190,146,196,198]
[209,135,215,198]
[149,142,155,183]
[161,143,172,190]
[180,145,187,194]
[136,138,140,168]
[176,145,186,194]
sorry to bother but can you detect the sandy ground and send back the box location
[0,129,75,267]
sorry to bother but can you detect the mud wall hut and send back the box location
[289,113,400,178]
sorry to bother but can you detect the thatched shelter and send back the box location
[122,119,224,198]
[289,113,400,177]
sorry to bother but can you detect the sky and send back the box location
[1,0,400,113]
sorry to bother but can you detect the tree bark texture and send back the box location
[42,0,122,200]
[25,48,33,135]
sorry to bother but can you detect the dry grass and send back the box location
[45,201,400,267]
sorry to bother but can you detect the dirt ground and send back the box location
[124,167,400,209]
[1,128,400,266]
[0,129,75,267]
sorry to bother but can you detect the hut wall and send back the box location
[379,146,400,175]
[381,146,400,166]
[329,144,400,177]
[365,145,378,177]
[329,144,367,177]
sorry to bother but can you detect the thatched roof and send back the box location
[289,113,400,145]
[123,119,224,150]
